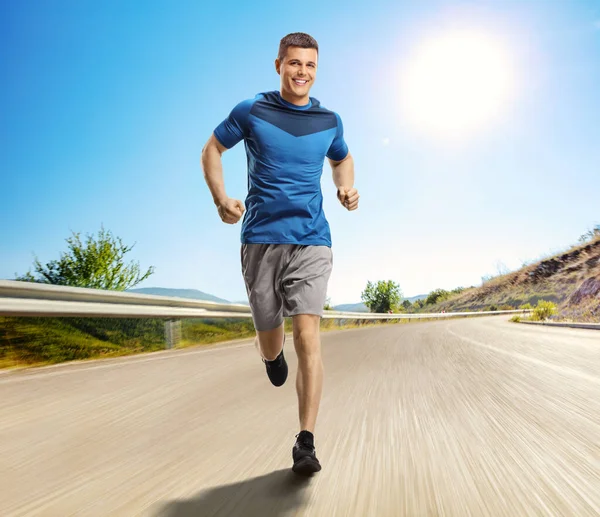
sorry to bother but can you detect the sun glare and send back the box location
[401,31,515,137]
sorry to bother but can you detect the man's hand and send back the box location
[337,187,359,211]
[217,198,245,224]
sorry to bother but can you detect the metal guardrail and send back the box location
[0,280,531,347]
[0,280,250,316]
[519,320,600,331]
[0,280,529,320]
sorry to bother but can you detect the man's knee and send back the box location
[293,314,319,335]
[256,323,285,360]
[292,315,321,358]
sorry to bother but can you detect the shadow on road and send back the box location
[153,469,312,517]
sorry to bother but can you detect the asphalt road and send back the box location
[1,317,599,516]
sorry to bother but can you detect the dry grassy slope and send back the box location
[434,237,600,322]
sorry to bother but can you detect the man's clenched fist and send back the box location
[217,198,245,224]
[337,187,360,211]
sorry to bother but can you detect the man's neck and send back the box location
[279,89,310,107]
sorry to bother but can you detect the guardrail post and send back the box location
[164,319,181,349]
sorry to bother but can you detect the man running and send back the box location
[201,32,359,475]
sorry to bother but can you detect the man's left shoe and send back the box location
[292,430,322,475]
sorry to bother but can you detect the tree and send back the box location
[323,297,333,310]
[361,280,403,313]
[401,299,412,311]
[16,226,154,291]
[425,288,450,306]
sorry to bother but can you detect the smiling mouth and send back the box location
[293,79,308,86]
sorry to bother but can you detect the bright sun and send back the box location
[401,31,515,137]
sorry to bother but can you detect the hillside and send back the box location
[127,287,230,304]
[430,236,600,322]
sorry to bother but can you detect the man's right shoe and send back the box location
[256,336,288,387]
[264,348,288,387]
[292,430,322,475]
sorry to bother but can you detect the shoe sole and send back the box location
[292,457,322,476]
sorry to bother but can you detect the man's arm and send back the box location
[330,152,354,189]
[201,134,244,224]
[329,153,359,211]
[201,134,228,206]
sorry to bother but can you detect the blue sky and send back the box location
[1,0,599,305]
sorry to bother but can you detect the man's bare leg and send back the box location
[292,314,323,433]
[255,322,285,361]
[290,313,323,474]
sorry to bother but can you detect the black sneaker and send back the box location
[259,336,287,387]
[264,349,288,387]
[292,430,322,475]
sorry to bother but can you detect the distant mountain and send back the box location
[333,294,428,313]
[127,287,230,304]
[333,302,369,312]
[405,294,428,303]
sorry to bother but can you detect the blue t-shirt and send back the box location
[213,91,349,247]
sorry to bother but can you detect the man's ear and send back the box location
[275,58,281,75]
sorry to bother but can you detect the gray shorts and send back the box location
[241,244,333,331]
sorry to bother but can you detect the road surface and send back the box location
[1,316,599,516]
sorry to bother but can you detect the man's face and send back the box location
[276,46,318,100]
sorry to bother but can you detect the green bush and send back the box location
[425,289,451,306]
[510,315,521,323]
[531,300,558,321]
[519,303,534,310]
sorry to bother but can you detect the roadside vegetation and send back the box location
[2,225,598,368]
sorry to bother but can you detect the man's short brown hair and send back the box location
[278,32,319,61]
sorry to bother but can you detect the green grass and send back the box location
[0,317,166,368]
[0,314,448,369]
[0,316,260,368]
[180,318,257,347]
